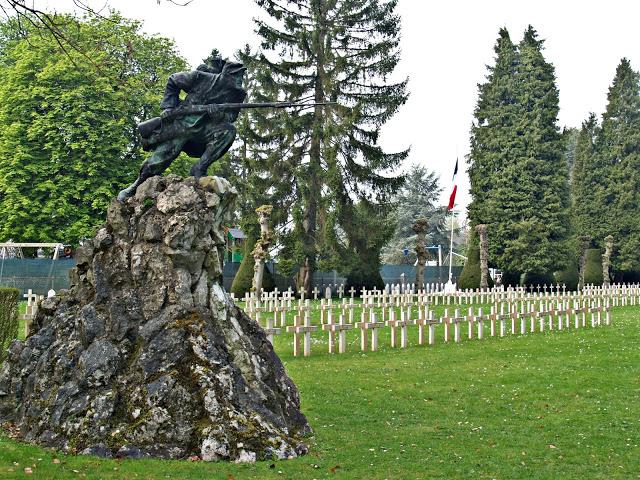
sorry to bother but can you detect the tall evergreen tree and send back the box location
[598,58,640,272]
[502,26,569,277]
[468,26,569,281]
[467,28,521,282]
[571,114,607,242]
[239,0,408,294]
[467,28,518,229]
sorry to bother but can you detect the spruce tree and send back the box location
[341,201,392,291]
[598,58,640,273]
[239,0,408,295]
[468,26,569,281]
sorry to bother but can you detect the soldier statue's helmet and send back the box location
[197,56,226,74]
[221,61,247,77]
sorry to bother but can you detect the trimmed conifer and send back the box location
[468,26,569,281]
[599,59,640,273]
[458,239,481,290]
[230,237,276,297]
[583,249,604,285]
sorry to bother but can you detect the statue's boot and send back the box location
[118,140,185,201]
[118,160,165,202]
[117,178,143,202]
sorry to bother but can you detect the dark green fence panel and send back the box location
[0,259,75,295]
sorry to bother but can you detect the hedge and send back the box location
[584,248,603,286]
[555,264,579,291]
[522,271,556,287]
[0,287,19,362]
[345,265,385,293]
[458,237,494,290]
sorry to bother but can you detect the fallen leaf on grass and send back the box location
[548,444,557,449]
[53,458,61,464]
[329,465,341,473]
[24,467,33,474]
[226,475,236,480]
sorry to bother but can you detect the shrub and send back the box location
[522,271,555,287]
[230,239,275,297]
[345,265,384,294]
[0,287,19,362]
[555,264,579,291]
[584,248,603,285]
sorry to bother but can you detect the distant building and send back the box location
[226,227,246,263]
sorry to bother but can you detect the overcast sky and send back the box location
[46,0,640,214]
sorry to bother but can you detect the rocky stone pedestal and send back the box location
[0,175,310,462]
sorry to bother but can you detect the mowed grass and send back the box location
[1,303,639,479]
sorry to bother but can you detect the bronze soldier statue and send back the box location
[118,57,247,201]
[118,56,334,201]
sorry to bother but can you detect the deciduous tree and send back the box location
[0,13,186,243]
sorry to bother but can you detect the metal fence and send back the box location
[380,265,463,285]
[0,259,75,295]
[0,259,464,296]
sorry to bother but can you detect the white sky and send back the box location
[45,0,640,214]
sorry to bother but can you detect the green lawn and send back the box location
[1,303,638,479]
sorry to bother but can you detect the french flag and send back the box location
[447,158,458,210]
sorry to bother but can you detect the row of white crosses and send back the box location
[241,283,630,333]
[440,298,611,343]
[237,283,640,356]
[236,282,640,307]
[253,294,611,357]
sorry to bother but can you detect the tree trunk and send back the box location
[252,205,273,294]
[578,235,591,291]
[476,224,489,289]
[602,235,614,288]
[299,1,327,298]
[412,218,429,289]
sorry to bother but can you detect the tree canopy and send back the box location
[0,13,186,243]
[570,58,640,277]
[381,164,448,265]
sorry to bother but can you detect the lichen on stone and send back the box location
[0,175,310,462]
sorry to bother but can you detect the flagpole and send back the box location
[448,208,455,283]
[444,156,459,293]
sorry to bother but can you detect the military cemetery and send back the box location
[0,0,639,479]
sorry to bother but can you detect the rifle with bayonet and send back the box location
[138,101,337,140]
[162,101,337,121]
